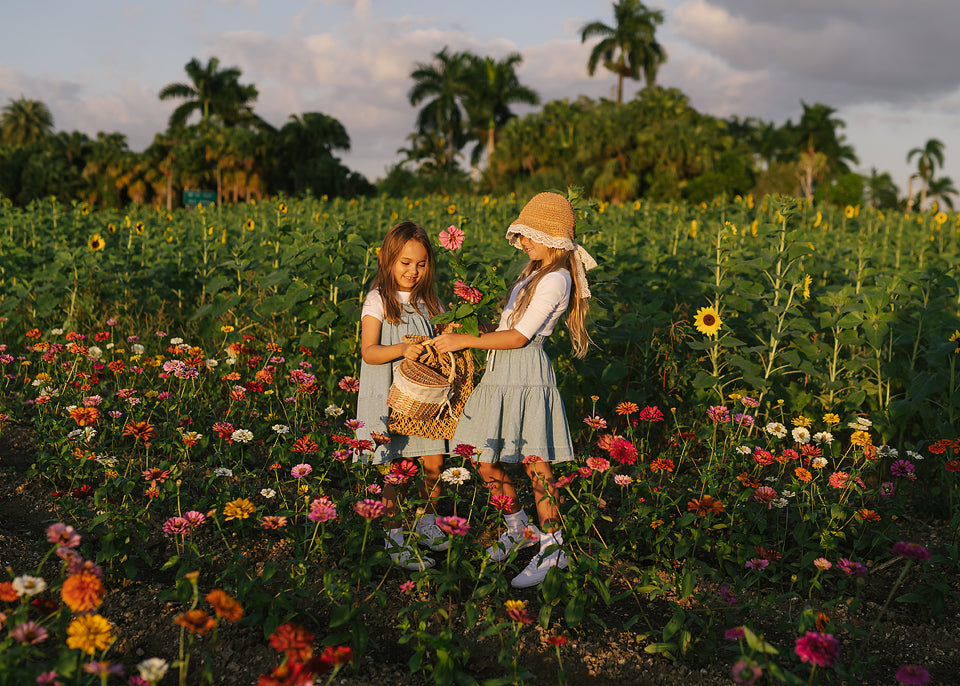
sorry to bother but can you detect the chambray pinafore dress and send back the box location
[451,334,575,464]
[355,295,448,464]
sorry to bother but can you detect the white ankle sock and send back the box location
[504,509,528,531]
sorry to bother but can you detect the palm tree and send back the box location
[907,138,945,210]
[461,53,539,166]
[408,48,472,169]
[926,175,957,211]
[1,97,54,145]
[159,57,260,129]
[581,0,666,104]
[864,168,900,210]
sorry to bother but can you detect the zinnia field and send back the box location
[0,191,959,685]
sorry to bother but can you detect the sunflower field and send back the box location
[0,191,958,685]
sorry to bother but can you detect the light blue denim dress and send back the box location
[451,335,575,464]
[355,298,448,465]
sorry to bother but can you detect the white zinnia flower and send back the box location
[50,328,64,335]
[213,467,233,477]
[736,445,752,455]
[791,427,811,444]
[260,488,276,499]
[812,431,834,445]
[877,445,899,459]
[138,658,170,682]
[765,422,788,438]
[231,429,254,444]
[170,337,184,345]
[847,416,872,429]
[132,343,145,354]
[441,467,471,486]
[811,457,828,469]
[906,450,923,461]
[87,346,103,360]
[12,575,47,597]
[97,455,119,467]
[325,404,344,417]
[272,424,290,434]
[772,498,789,509]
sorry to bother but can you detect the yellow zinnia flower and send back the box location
[822,413,840,425]
[223,498,256,521]
[693,306,722,337]
[88,233,105,251]
[66,613,114,654]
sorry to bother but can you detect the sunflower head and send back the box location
[694,306,722,337]
[88,233,105,251]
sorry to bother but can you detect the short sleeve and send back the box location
[511,271,571,339]
[361,289,385,321]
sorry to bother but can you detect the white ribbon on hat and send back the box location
[506,223,597,299]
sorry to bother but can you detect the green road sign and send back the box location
[183,189,217,208]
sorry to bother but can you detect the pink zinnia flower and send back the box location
[399,580,415,593]
[522,454,542,464]
[753,486,777,505]
[366,484,382,494]
[291,463,312,479]
[740,396,759,408]
[183,511,206,528]
[353,499,386,520]
[439,225,465,250]
[614,474,633,486]
[490,494,515,512]
[706,405,730,423]
[836,558,868,576]
[163,517,191,535]
[608,437,638,465]
[583,415,607,429]
[308,497,337,523]
[828,471,851,489]
[578,466,594,478]
[745,558,769,571]
[724,626,746,640]
[586,456,610,472]
[794,631,839,668]
[12,620,48,644]
[895,664,931,685]
[753,448,774,466]
[338,376,360,392]
[436,515,470,536]
[46,523,81,549]
[344,418,364,431]
[391,459,419,479]
[261,516,288,530]
[813,557,832,571]
[453,280,483,304]
[731,658,762,685]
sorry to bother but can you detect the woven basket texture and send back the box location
[388,335,475,439]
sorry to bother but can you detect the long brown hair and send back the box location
[507,249,592,358]
[369,221,442,324]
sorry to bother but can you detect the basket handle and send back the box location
[421,343,456,383]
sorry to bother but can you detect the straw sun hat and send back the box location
[505,192,597,298]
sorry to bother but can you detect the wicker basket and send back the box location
[387,335,475,439]
[387,349,456,421]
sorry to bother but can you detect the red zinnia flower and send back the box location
[268,622,314,662]
[608,437,638,465]
[292,436,320,454]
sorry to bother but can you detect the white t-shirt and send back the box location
[361,288,411,321]
[496,269,571,339]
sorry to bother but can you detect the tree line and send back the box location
[0,0,955,210]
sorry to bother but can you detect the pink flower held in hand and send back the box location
[439,225,465,250]
[453,280,483,304]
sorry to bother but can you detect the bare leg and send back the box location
[381,482,402,530]
[525,461,560,532]
[419,454,443,514]
[477,461,521,515]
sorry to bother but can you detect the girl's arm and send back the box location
[360,315,424,364]
[431,328,528,354]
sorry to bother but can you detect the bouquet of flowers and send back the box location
[431,224,503,337]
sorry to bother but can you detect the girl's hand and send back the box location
[402,341,425,361]
[431,333,469,354]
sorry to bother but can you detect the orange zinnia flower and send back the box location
[174,609,216,635]
[794,467,813,483]
[122,421,155,442]
[688,494,724,516]
[205,589,243,622]
[736,472,761,489]
[857,509,881,522]
[616,402,639,416]
[107,360,126,373]
[61,572,105,612]
[69,407,100,427]
[0,580,19,601]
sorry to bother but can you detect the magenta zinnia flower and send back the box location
[836,557,868,575]
[183,511,206,528]
[490,494,515,512]
[895,664,931,685]
[308,496,337,523]
[163,517,191,536]
[794,631,839,668]
[586,456,610,471]
[436,515,470,536]
[46,523,81,549]
[891,541,931,562]
[454,443,477,459]
[439,225,465,250]
[637,406,664,422]
[607,437,638,465]
[706,405,730,423]
[338,376,360,392]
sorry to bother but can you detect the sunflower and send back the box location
[134,221,144,235]
[245,219,255,231]
[447,204,456,215]
[277,202,287,215]
[935,211,947,225]
[844,205,855,219]
[88,233,105,251]
[694,306,722,336]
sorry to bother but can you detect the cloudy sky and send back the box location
[3,0,959,197]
